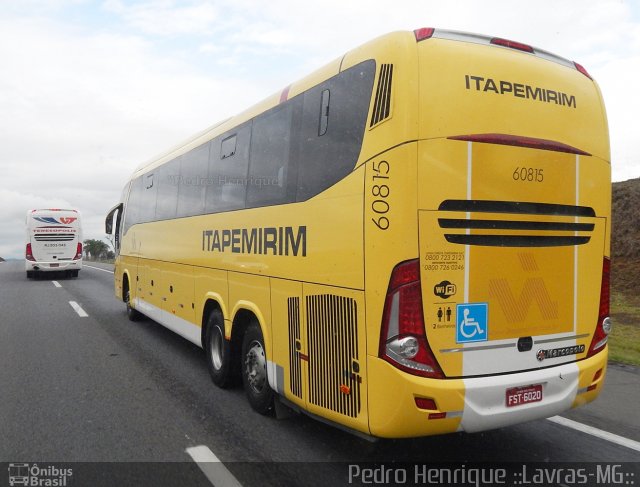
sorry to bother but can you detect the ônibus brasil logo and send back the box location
[34,217,77,225]
[8,463,73,486]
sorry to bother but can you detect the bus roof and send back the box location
[130,28,605,178]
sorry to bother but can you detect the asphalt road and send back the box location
[0,260,638,487]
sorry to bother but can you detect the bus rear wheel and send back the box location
[241,321,274,415]
[205,308,235,388]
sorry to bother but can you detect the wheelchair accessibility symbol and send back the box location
[456,303,488,343]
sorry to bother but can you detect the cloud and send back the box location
[594,54,640,181]
[0,12,264,258]
[0,0,638,258]
[102,0,219,37]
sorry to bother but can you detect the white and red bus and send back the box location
[25,209,83,278]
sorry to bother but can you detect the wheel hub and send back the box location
[210,327,224,370]
[245,340,266,393]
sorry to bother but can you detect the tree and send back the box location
[83,239,110,260]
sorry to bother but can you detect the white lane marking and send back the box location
[69,301,89,318]
[84,264,114,274]
[548,416,640,452]
[52,281,62,288]
[186,445,243,487]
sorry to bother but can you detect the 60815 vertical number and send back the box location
[371,160,390,230]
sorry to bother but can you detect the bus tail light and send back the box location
[574,62,593,80]
[490,37,534,53]
[26,243,36,261]
[414,28,435,42]
[448,133,590,156]
[379,259,444,378]
[73,243,83,260]
[587,257,611,357]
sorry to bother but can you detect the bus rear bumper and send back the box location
[25,260,82,272]
[367,349,607,438]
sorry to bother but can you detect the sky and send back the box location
[1,0,639,259]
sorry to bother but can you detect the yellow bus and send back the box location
[105,28,611,438]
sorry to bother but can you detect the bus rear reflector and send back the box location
[73,243,83,260]
[428,412,447,420]
[415,397,437,410]
[379,259,444,378]
[414,28,435,42]
[587,257,611,357]
[490,37,534,53]
[26,243,35,261]
[448,133,591,156]
[593,368,603,382]
[587,368,604,392]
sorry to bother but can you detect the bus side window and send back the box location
[246,103,294,208]
[138,172,157,223]
[155,158,180,220]
[177,142,210,218]
[221,135,236,159]
[296,59,376,201]
[207,123,251,213]
[123,176,143,233]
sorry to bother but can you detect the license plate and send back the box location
[50,263,59,268]
[506,384,543,407]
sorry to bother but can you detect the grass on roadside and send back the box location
[609,291,640,366]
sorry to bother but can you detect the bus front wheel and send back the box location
[205,308,235,388]
[241,321,274,415]
[125,286,142,322]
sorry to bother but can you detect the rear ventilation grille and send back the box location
[438,200,596,248]
[443,234,590,247]
[370,64,393,127]
[307,294,361,418]
[33,234,75,241]
[438,200,596,217]
[287,297,302,399]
